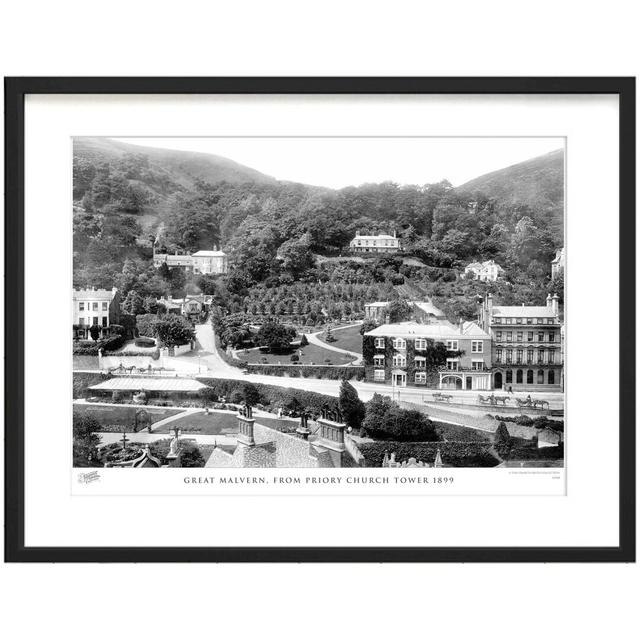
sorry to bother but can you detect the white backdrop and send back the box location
[1,2,638,640]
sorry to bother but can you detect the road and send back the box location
[306,323,363,364]
[188,324,564,409]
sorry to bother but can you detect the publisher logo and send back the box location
[78,470,101,484]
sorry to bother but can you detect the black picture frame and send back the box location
[4,77,636,563]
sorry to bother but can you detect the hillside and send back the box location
[456,148,564,209]
[73,137,277,191]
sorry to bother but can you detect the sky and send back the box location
[116,137,564,189]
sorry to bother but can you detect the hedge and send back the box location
[357,441,498,468]
[72,334,125,355]
[245,364,364,380]
[196,377,339,416]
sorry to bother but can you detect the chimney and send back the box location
[459,318,464,334]
[546,293,553,308]
[551,294,559,316]
[237,404,255,447]
[317,410,346,454]
[296,413,311,440]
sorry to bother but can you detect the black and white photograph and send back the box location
[72,136,565,474]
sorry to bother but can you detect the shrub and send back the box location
[134,337,156,347]
[290,354,299,362]
[358,441,497,468]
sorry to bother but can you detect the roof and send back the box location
[365,321,490,340]
[89,377,206,392]
[73,288,118,301]
[365,301,390,308]
[413,301,445,317]
[492,306,557,318]
[191,250,227,257]
[466,260,503,270]
[351,234,398,241]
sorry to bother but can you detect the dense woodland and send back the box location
[73,139,564,325]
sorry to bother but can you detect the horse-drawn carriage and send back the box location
[515,397,549,410]
[432,392,453,403]
[477,394,509,407]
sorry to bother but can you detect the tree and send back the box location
[361,394,439,441]
[240,382,261,406]
[494,422,513,458]
[73,412,101,467]
[89,325,101,341]
[360,319,378,335]
[256,320,296,353]
[299,333,309,347]
[122,290,146,316]
[277,232,315,276]
[339,380,365,435]
[152,315,195,347]
[386,299,413,323]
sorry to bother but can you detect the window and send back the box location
[446,340,458,351]
[548,351,555,364]
[527,369,534,384]
[92,317,98,326]
[516,317,522,324]
[516,349,523,364]
[92,302,98,311]
[506,318,513,325]
[527,331,534,342]
[516,369,523,383]
[102,316,108,327]
[374,338,385,349]
[392,338,406,350]
[373,369,385,381]
[373,355,385,367]
[79,302,85,311]
[506,370,513,383]
[102,302,108,311]
[414,356,426,369]
[471,360,483,371]
[506,331,512,342]
[538,349,545,364]
[506,349,512,364]
[392,354,406,368]
[516,331,523,342]
[547,318,554,325]
[549,332,555,342]
[537,369,544,384]
[415,371,427,384]
[496,331,502,341]
[494,318,502,324]
[538,318,545,325]
[446,358,459,371]
[415,338,427,350]
[548,370,555,385]
[496,348,503,364]
[538,331,545,342]
[527,349,533,364]
[78,317,85,325]
[526,318,533,325]
[471,340,483,353]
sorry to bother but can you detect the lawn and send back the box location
[151,410,298,435]
[317,324,363,354]
[236,342,357,366]
[74,404,183,430]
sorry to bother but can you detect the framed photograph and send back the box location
[5,77,635,562]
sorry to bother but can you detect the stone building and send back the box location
[204,407,356,468]
[349,231,400,254]
[363,320,492,390]
[464,259,504,282]
[72,287,121,340]
[551,247,565,279]
[478,293,563,391]
[153,245,228,274]
[364,299,446,324]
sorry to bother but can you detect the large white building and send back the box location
[72,287,121,339]
[464,259,504,282]
[153,246,228,274]
[349,231,400,254]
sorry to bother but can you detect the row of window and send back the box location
[376,337,484,353]
[495,330,555,343]
[503,369,557,385]
[495,348,557,365]
[373,370,428,383]
[77,317,108,327]
[494,317,555,325]
[446,359,485,371]
[78,301,109,312]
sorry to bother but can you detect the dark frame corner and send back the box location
[4,77,636,563]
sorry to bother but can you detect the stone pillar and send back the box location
[316,417,347,468]
[237,405,255,447]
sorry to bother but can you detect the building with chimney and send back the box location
[363,320,492,390]
[349,231,400,254]
[364,299,446,324]
[551,247,565,279]
[478,293,563,391]
[464,259,504,282]
[72,287,121,340]
[204,406,356,468]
